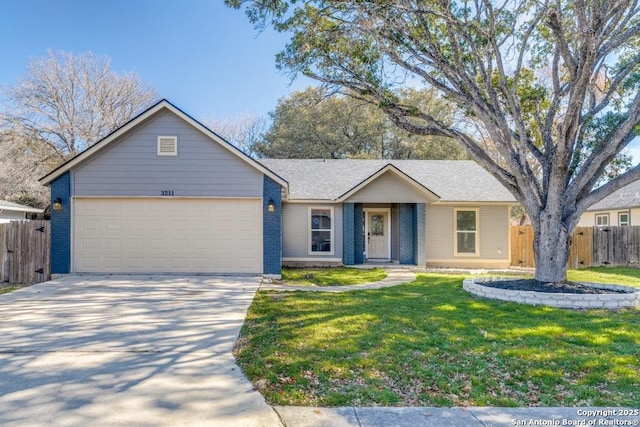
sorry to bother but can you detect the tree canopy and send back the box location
[228,0,640,282]
[256,86,469,160]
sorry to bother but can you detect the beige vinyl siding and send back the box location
[344,171,431,203]
[578,208,640,227]
[282,203,343,259]
[73,110,262,197]
[426,204,510,265]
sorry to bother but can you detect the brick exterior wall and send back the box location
[50,172,71,274]
[354,203,364,264]
[343,203,355,265]
[415,203,426,267]
[399,203,415,264]
[263,176,282,276]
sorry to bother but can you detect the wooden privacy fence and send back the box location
[511,225,640,269]
[511,226,594,269]
[0,220,50,285]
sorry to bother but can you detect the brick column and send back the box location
[399,203,415,264]
[50,172,71,274]
[263,176,282,276]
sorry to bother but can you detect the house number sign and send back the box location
[160,190,174,196]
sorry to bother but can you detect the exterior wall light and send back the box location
[267,199,275,213]
[53,197,63,211]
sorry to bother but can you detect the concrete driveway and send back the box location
[0,275,282,427]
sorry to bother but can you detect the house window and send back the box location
[309,207,333,255]
[595,213,609,227]
[455,208,478,255]
[618,212,630,226]
[157,136,177,156]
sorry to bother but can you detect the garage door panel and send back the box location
[73,198,262,273]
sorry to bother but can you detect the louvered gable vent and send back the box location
[157,136,177,156]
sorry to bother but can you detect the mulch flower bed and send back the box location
[477,279,628,294]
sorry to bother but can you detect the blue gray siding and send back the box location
[73,110,262,197]
[50,172,71,274]
[263,176,282,275]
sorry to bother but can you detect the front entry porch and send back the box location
[343,203,426,266]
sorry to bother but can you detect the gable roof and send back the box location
[259,159,515,202]
[587,180,640,211]
[38,99,289,191]
[0,200,44,214]
[336,164,440,202]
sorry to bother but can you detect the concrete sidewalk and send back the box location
[274,406,640,427]
[260,269,417,292]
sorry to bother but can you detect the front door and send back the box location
[366,210,389,259]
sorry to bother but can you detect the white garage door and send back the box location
[73,198,262,273]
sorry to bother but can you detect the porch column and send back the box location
[399,203,415,264]
[343,203,355,265]
[354,204,364,264]
[415,203,426,267]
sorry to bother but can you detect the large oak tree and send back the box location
[257,86,468,160]
[228,0,640,283]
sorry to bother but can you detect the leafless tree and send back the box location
[0,50,158,207]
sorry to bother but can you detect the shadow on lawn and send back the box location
[236,275,640,407]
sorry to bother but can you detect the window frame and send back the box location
[454,208,480,256]
[308,206,334,256]
[595,213,610,227]
[157,136,178,156]
[618,211,630,226]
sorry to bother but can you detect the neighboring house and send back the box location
[39,99,516,277]
[0,200,44,223]
[577,180,640,227]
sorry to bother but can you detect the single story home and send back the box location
[577,180,640,227]
[0,200,44,223]
[39,99,516,277]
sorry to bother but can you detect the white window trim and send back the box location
[454,208,480,256]
[595,213,609,227]
[618,211,630,226]
[308,206,335,256]
[157,136,178,156]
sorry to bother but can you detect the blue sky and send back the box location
[0,0,314,121]
[1,0,638,161]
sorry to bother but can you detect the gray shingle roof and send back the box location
[587,180,640,211]
[259,159,516,202]
[0,200,44,213]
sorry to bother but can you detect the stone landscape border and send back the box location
[463,278,640,309]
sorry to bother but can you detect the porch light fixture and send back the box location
[267,199,275,213]
[53,197,63,212]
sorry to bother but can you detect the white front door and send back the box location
[366,210,390,259]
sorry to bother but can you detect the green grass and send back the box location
[0,286,20,294]
[569,267,640,287]
[282,267,387,286]
[235,270,640,407]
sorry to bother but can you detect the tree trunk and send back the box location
[533,215,572,283]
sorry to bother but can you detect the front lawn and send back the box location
[282,267,387,286]
[235,270,639,407]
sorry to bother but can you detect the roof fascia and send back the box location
[336,164,440,202]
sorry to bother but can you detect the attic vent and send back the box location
[157,136,177,156]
